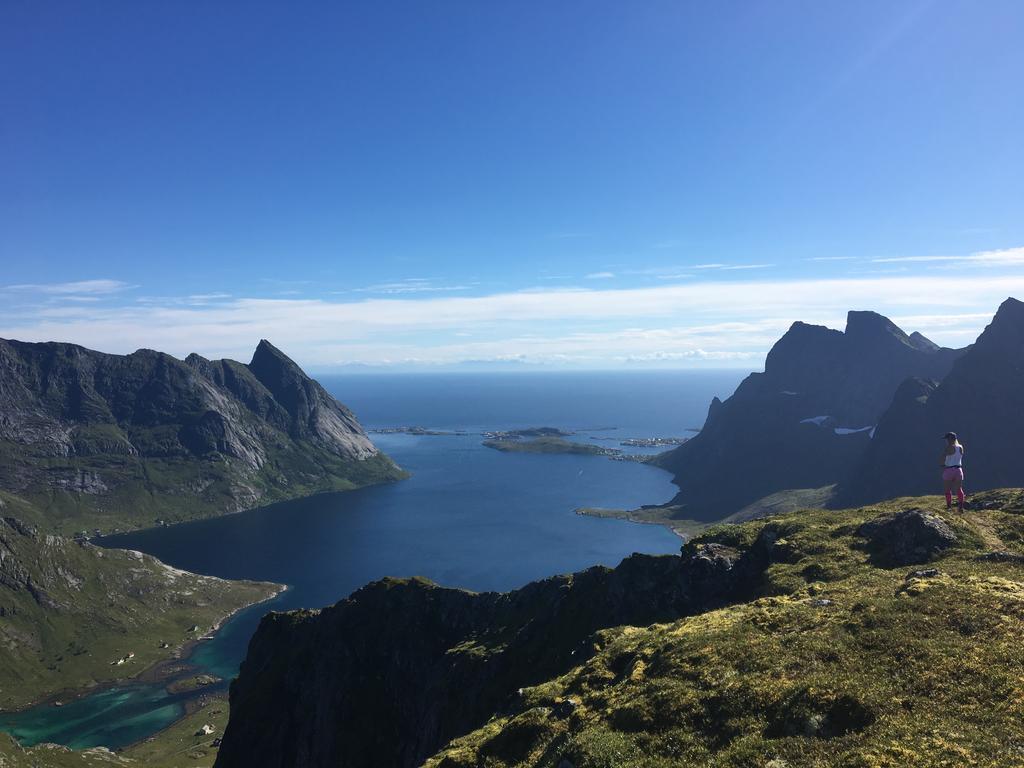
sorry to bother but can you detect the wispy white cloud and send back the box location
[805,256,858,262]
[872,256,957,263]
[847,266,911,275]
[622,349,757,362]
[585,271,616,280]
[887,312,994,329]
[4,245,1021,368]
[348,278,475,294]
[691,262,774,271]
[6,279,134,295]
[188,293,232,303]
[3,271,1022,369]
[872,246,1024,266]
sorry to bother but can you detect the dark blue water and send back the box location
[0,371,743,749]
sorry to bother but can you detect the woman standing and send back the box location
[941,432,966,511]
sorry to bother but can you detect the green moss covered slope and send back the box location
[428,491,1024,768]
[0,492,281,711]
[210,489,1024,768]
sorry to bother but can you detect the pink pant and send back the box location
[943,467,964,506]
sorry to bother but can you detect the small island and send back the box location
[619,436,688,448]
[370,426,461,436]
[481,427,659,462]
[166,674,223,696]
[483,436,617,456]
[481,426,574,439]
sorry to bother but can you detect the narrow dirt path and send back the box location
[966,511,1007,551]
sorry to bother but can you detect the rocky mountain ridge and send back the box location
[217,522,781,768]
[0,338,401,533]
[839,296,1024,505]
[653,309,964,520]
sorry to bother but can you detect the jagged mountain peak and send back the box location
[908,331,940,352]
[659,304,967,519]
[247,340,311,402]
[844,310,910,343]
[989,296,1024,328]
[997,295,1024,310]
[0,337,394,532]
[964,295,1024,357]
[249,339,302,374]
[781,319,836,337]
[252,338,289,360]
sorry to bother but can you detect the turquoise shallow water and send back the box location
[0,370,743,750]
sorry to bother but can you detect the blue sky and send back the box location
[2,1,1023,370]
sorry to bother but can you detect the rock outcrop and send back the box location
[856,508,958,566]
[0,338,401,533]
[653,311,962,520]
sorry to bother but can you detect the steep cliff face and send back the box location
[763,311,960,425]
[218,491,1024,768]
[654,311,963,520]
[839,297,1024,504]
[216,539,778,768]
[0,338,400,533]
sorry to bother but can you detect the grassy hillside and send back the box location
[0,492,281,711]
[427,490,1024,768]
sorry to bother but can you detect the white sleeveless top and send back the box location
[945,445,963,467]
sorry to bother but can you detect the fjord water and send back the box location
[0,371,743,750]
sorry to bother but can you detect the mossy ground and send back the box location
[428,490,1024,768]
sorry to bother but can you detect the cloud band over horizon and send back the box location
[2,269,1023,371]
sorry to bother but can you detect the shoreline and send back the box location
[5,430,677,746]
[0,583,287,718]
[90,472,410,542]
[576,485,840,541]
